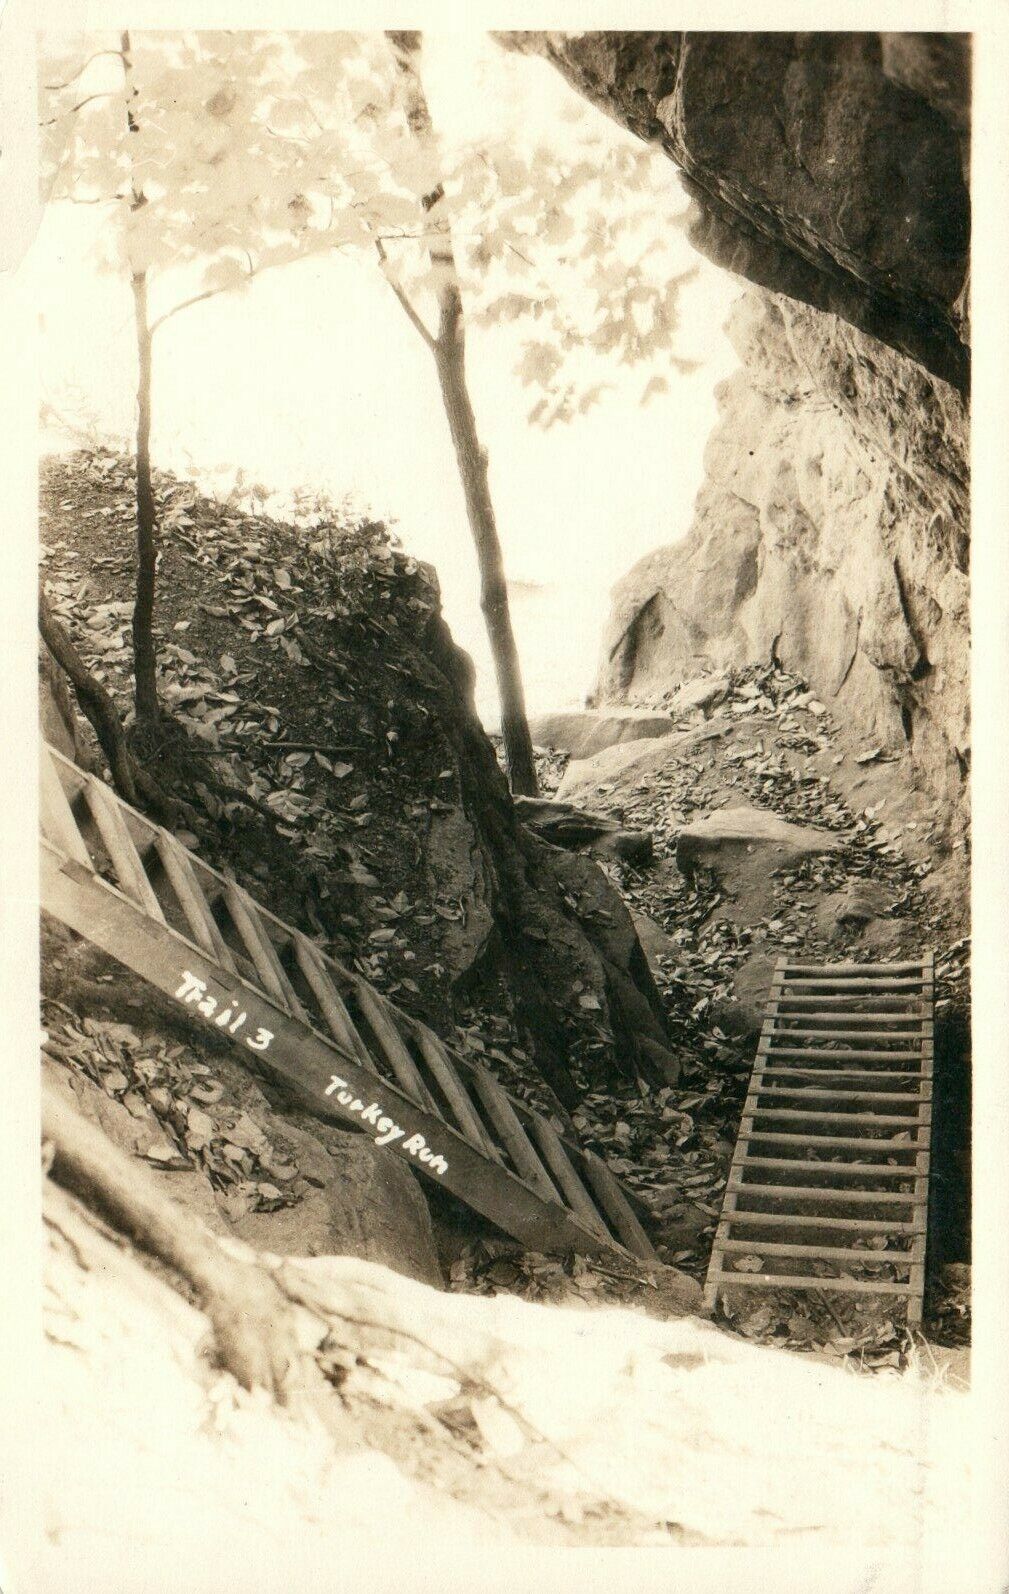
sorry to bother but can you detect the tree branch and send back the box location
[40,91,116,127]
[149,283,238,337]
[374,238,435,349]
[44,49,126,90]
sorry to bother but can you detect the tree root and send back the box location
[40,590,142,805]
[41,1080,353,1442]
[40,1084,691,1539]
[40,592,232,835]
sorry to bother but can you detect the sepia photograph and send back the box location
[2,7,1005,1590]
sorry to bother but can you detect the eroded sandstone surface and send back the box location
[597,290,969,831]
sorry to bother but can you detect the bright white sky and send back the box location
[35,31,740,724]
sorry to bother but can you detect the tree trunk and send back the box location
[130,269,159,723]
[386,30,538,798]
[432,314,539,797]
[121,30,159,724]
[39,591,139,805]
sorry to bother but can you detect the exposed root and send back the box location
[41,1080,353,1444]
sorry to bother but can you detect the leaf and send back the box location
[219,1188,251,1221]
[186,1106,216,1146]
[225,1113,268,1151]
[144,1141,190,1169]
[190,1081,223,1105]
[331,762,354,779]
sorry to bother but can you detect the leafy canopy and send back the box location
[40,30,699,416]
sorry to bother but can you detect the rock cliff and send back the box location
[597,289,970,828]
[506,31,970,833]
[504,31,969,389]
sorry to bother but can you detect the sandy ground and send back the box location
[27,1181,975,1593]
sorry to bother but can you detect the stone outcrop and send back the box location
[515,795,653,865]
[528,708,676,760]
[503,31,970,837]
[504,31,969,390]
[41,451,681,1112]
[597,290,970,829]
[42,1020,443,1287]
[675,804,841,879]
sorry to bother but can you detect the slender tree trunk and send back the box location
[432,307,539,797]
[386,31,538,797]
[121,29,159,724]
[130,269,159,722]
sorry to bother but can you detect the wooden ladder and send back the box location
[39,740,658,1268]
[703,954,934,1327]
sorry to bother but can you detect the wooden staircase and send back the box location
[40,741,658,1268]
[703,955,935,1326]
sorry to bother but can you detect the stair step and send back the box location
[707,954,933,1326]
[39,740,643,1273]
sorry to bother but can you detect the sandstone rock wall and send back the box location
[597,288,969,828]
[505,31,969,389]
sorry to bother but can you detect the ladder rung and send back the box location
[750,1108,927,1126]
[223,884,304,1016]
[718,1239,912,1265]
[778,996,924,1009]
[581,1151,658,1262]
[725,1212,921,1234]
[153,832,238,972]
[528,1116,610,1238]
[771,1025,922,1041]
[707,1272,912,1295]
[753,1085,925,1103]
[40,744,93,867]
[291,934,375,1070]
[757,1068,922,1082]
[467,1069,561,1204]
[352,982,441,1115]
[411,1029,503,1162]
[740,1157,919,1179]
[773,1013,925,1027]
[743,1131,926,1153]
[764,1046,922,1063]
[728,1180,916,1204]
[784,969,924,981]
[83,777,166,923]
[782,961,925,976]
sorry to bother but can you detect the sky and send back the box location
[35,30,741,725]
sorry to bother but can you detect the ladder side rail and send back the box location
[706,955,785,1312]
[41,843,627,1263]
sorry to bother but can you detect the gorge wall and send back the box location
[509,31,970,832]
[597,287,970,828]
